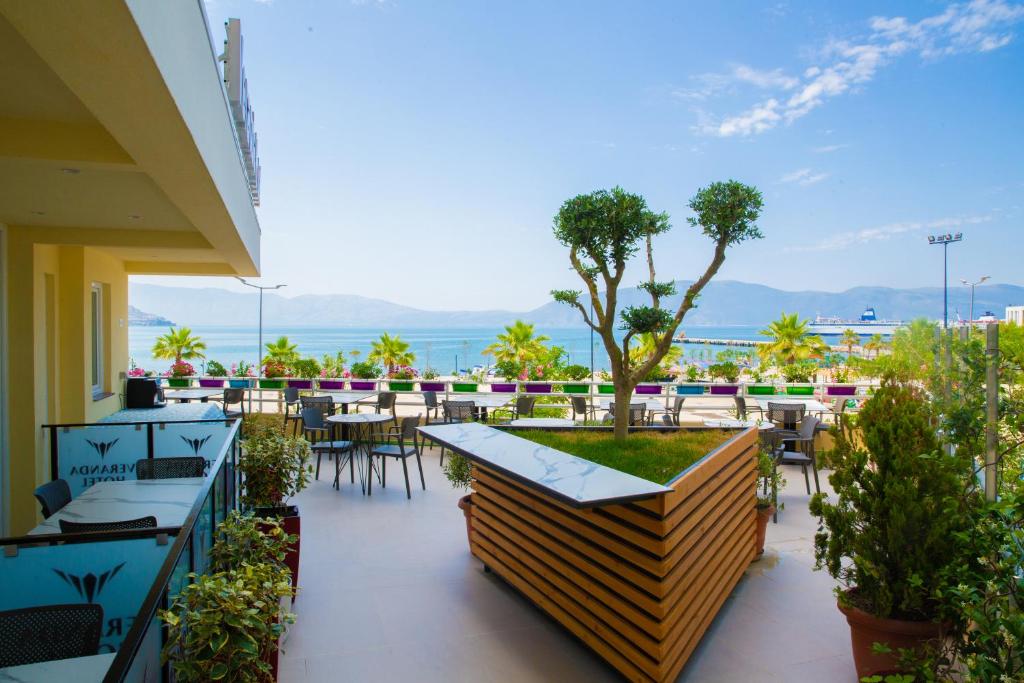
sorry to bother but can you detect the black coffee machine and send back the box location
[125,377,166,409]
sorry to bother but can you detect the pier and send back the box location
[674,336,766,347]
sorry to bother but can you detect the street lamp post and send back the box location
[235,277,286,413]
[960,276,990,324]
[927,233,963,329]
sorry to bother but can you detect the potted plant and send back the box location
[452,370,480,393]
[238,430,312,588]
[349,360,381,391]
[489,360,520,393]
[675,365,706,395]
[442,453,474,548]
[707,361,740,395]
[288,358,321,390]
[560,364,592,394]
[419,367,446,392]
[166,360,194,388]
[596,369,617,395]
[754,448,784,557]
[388,365,417,391]
[199,360,228,388]
[781,362,815,394]
[826,364,857,396]
[260,360,288,389]
[522,363,553,393]
[809,380,974,678]
[229,361,254,389]
[318,352,347,390]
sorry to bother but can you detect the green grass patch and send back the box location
[512,429,732,484]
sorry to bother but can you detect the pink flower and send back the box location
[127,367,146,377]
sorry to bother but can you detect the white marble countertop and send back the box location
[0,652,115,681]
[418,422,672,508]
[100,403,224,423]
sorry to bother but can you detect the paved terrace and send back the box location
[277,436,854,682]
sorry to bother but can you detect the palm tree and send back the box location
[633,332,682,370]
[840,328,860,357]
[152,327,206,363]
[758,312,828,366]
[263,336,299,364]
[367,332,416,374]
[864,333,886,359]
[482,320,550,364]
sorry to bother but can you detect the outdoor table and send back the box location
[703,418,775,430]
[754,397,831,415]
[322,391,376,414]
[509,418,575,427]
[0,652,116,681]
[28,478,206,535]
[163,388,222,403]
[325,413,394,494]
[443,393,510,421]
[100,403,224,422]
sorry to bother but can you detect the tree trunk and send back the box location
[612,381,633,443]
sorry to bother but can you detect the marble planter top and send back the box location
[29,478,206,535]
[0,652,115,682]
[100,403,225,423]
[417,422,672,508]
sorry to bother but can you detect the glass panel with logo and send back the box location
[55,425,149,498]
[151,421,233,474]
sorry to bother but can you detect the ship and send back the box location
[809,307,905,336]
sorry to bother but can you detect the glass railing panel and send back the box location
[120,613,162,683]
[190,490,214,577]
[54,424,149,497]
[151,420,234,473]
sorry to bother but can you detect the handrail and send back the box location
[0,525,183,548]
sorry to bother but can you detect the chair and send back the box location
[766,401,806,431]
[369,416,426,499]
[136,456,206,480]
[570,396,595,423]
[422,391,443,425]
[660,396,687,426]
[734,396,763,421]
[59,515,157,533]
[361,391,398,433]
[33,479,71,519]
[602,402,646,426]
[438,400,476,465]
[300,395,336,419]
[282,387,302,437]
[222,388,246,421]
[0,604,104,667]
[777,416,821,494]
[492,396,537,423]
[300,407,355,484]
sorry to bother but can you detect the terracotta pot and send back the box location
[755,505,774,556]
[457,494,473,547]
[837,596,946,678]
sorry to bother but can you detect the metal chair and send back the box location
[602,402,647,426]
[300,395,336,419]
[361,391,398,433]
[33,479,71,518]
[368,415,426,499]
[492,396,537,423]
[422,391,443,424]
[766,401,806,432]
[222,388,246,421]
[136,456,206,480]
[660,396,687,426]
[570,396,596,423]
[300,407,355,485]
[59,515,157,533]
[777,416,821,494]
[282,387,302,437]
[438,400,476,465]
[0,604,104,667]
[734,395,763,421]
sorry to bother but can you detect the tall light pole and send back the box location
[235,277,286,413]
[927,233,963,329]
[960,276,990,324]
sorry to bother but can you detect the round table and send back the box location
[326,413,395,493]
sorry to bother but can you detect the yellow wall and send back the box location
[5,228,128,534]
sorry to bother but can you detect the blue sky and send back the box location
[137,0,1024,311]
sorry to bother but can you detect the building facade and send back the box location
[1006,306,1024,326]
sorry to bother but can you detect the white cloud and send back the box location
[813,143,850,153]
[697,0,1024,137]
[673,65,798,101]
[779,168,830,185]
[787,214,994,252]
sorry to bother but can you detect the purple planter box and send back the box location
[709,384,739,395]
[490,382,517,393]
[319,379,346,390]
[288,379,314,389]
[350,381,376,391]
[826,385,857,396]
[198,379,225,388]
[634,384,662,395]
[524,383,552,394]
[419,381,446,392]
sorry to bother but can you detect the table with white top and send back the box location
[162,388,223,403]
[509,418,576,428]
[442,393,511,421]
[100,403,224,423]
[754,397,831,414]
[0,652,116,682]
[326,413,395,494]
[29,478,206,535]
[322,391,376,413]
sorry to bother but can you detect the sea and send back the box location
[128,325,770,374]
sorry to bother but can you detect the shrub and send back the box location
[421,367,439,380]
[289,357,321,379]
[349,361,382,379]
[780,362,814,383]
[443,454,473,491]
[262,360,288,379]
[562,364,592,381]
[708,361,740,383]
[684,364,704,382]
[389,365,417,380]
[170,361,195,377]
[206,360,228,377]
[238,431,312,510]
[210,512,294,574]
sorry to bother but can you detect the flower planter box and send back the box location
[259,379,285,389]
[389,381,414,391]
[825,384,857,396]
[709,384,739,395]
[597,383,616,395]
[785,385,814,395]
[523,382,552,394]
[452,382,478,393]
[228,378,251,389]
[288,379,314,390]
[746,385,776,395]
[561,383,590,394]
[350,380,377,391]
[198,378,225,388]
[419,381,446,392]
[490,382,517,393]
[167,378,191,388]
[634,384,662,395]
[675,384,705,395]
[255,505,301,590]
[318,379,346,390]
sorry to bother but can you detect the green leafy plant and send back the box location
[319,352,346,378]
[210,512,295,574]
[238,431,312,510]
[421,367,439,380]
[758,313,828,366]
[684,364,704,383]
[349,360,382,379]
[748,366,765,383]
[206,360,228,377]
[483,320,551,365]
[261,360,288,379]
[389,365,417,380]
[708,361,740,383]
[368,333,416,374]
[152,327,207,363]
[289,357,321,379]
[780,362,815,384]
[233,360,254,378]
[494,359,523,381]
[562,364,592,381]
[263,336,299,365]
[756,448,785,510]
[443,454,473,490]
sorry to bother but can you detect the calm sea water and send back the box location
[128,325,768,374]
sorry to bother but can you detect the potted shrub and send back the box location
[560,364,592,394]
[809,380,974,678]
[443,453,474,548]
[318,352,347,390]
[229,361,254,389]
[238,430,312,589]
[166,360,194,388]
[199,360,228,388]
[260,360,288,389]
[754,448,784,557]
[522,364,553,393]
[452,370,480,393]
[707,361,740,395]
[388,365,417,391]
[596,370,616,395]
[489,360,519,393]
[780,362,815,394]
[826,365,857,396]
[418,367,445,392]
[288,358,321,390]
[676,365,706,395]
[349,361,381,391]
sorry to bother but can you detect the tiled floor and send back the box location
[278,429,854,682]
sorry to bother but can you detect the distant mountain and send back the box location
[128,305,174,327]
[129,281,1024,329]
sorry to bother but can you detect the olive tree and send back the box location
[551,182,763,442]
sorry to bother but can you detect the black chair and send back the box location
[766,401,806,431]
[438,400,476,465]
[659,396,687,426]
[0,604,104,667]
[222,388,246,421]
[282,387,302,437]
[570,396,595,423]
[734,395,763,421]
[300,395,336,418]
[493,396,537,423]
[777,416,821,494]
[369,415,426,499]
[422,391,443,424]
[33,479,71,519]
[59,515,157,533]
[136,456,206,480]
[300,407,355,485]
[602,402,647,426]
[362,391,399,434]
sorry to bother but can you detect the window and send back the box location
[91,284,104,396]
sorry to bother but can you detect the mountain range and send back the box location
[129,281,1024,328]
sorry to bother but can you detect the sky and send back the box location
[135,0,1024,311]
